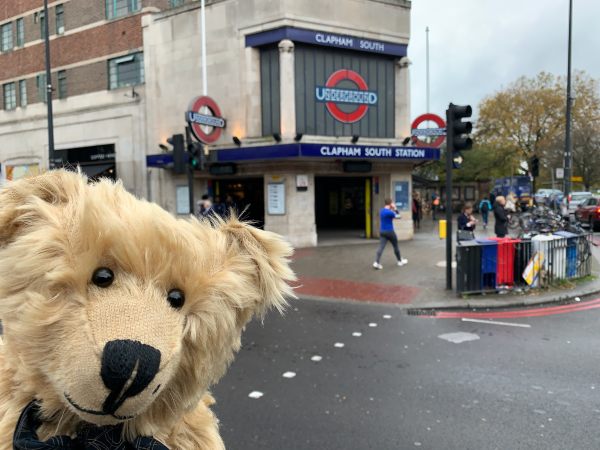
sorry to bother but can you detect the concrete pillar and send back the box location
[278,39,296,140]
[395,57,411,140]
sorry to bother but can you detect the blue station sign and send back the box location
[246,27,407,58]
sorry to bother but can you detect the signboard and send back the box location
[572,176,583,182]
[215,143,441,162]
[555,168,564,180]
[176,186,190,215]
[394,181,410,211]
[316,69,377,123]
[246,26,408,58]
[411,114,446,148]
[267,183,286,215]
[186,96,226,144]
[56,144,116,164]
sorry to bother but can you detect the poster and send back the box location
[176,186,190,215]
[267,183,285,215]
[394,181,409,211]
[5,163,41,181]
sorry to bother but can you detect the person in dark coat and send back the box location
[458,203,477,231]
[493,195,508,238]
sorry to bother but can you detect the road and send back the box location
[212,297,600,450]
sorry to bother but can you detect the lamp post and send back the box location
[563,0,573,203]
[43,0,56,169]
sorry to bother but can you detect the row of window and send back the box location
[2,52,144,110]
[0,5,64,53]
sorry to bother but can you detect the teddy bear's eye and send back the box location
[91,268,114,288]
[167,289,185,309]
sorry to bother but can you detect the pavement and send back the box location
[291,215,600,309]
[213,294,600,450]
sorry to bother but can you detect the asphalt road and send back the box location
[212,297,600,450]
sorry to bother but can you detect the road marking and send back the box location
[311,355,322,362]
[383,314,392,319]
[369,322,378,327]
[352,332,362,337]
[438,332,480,344]
[248,391,263,399]
[282,371,296,379]
[461,318,531,328]
[334,342,345,348]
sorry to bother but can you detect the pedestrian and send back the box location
[197,194,214,218]
[478,197,492,229]
[373,198,408,270]
[224,194,238,216]
[458,202,477,232]
[212,195,226,217]
[432,193,440,221]
[412,192,422,230]
[493,195,508,238]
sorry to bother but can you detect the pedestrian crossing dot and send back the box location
[352,332,362,337]
[311,355,322,362]
[369,323,377,327]
[282,371,296,379]
[334,342,345,348]
[383,314,392,319]
[248,391,263,399]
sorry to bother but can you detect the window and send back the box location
[16,18,24,46]
[3,83,16,110]
[170,0,185,7]
[464,186,475,201]
[58,70,67,99]
[106,0,140,19]
[19,80,27,107]
[1,22,13,52]
[56,5,65,34]
[37,74,47,103]
[36,11,46,39]
[108,53,144,89]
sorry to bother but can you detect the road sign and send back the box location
[411,113,446,148]
[571,176,583,182]
[555,168,564,180]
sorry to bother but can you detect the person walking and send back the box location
[412,192,422,230]
[373,198,408,270]
[478,197,492,229]
[493,195,508,238]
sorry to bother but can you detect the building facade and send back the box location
[0,0,431,248]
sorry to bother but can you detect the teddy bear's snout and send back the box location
[100,339,161,415]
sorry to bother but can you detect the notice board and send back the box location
[394,181,409,211]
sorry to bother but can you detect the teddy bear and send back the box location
[0,170,295,449]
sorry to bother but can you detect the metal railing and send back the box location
[456,233,593,296]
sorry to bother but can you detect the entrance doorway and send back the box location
[315,176,371,239]
[212,178,265,228]
[56,144,117,182]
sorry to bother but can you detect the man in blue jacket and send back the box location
[373,198,408,270]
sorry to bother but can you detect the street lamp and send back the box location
[563,0,574,203]
[43,0,56,169]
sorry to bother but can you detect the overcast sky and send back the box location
[409,0,600,121]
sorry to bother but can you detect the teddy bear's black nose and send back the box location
[100,339,161,415]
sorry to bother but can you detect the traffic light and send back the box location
[188,142,205,171]
[530,155,540,178]
[168,134,186,174]
[446,103,473,169]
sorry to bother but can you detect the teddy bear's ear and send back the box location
[219,217,296,317]
[0,169,84,244]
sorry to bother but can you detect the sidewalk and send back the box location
[291,216,600,309]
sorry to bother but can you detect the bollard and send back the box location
[439,219,447,239]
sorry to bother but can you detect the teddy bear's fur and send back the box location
[0,170,295,449]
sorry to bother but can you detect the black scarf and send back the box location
[13,401,169,449]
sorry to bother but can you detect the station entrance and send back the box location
[315,176,371,239]
[211,178,265,228]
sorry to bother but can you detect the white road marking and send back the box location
[461,318,531,328]
[311,355,322,362]
[352,332,362,337]
[248,391,263,399]
[334,342,345,348]
[438,332,480,344]
[282,371,296,379]
[369,323,378,327]
[383,314,392,319]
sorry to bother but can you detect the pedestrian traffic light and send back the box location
[188,142,205,171]
[446,103,473,155]
[530,155,540,178]
[168,134,186,175]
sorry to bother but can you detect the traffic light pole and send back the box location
[43,0,56,168]
[185,126,195,215]
[563,0,573,203]
[445,120,453,291]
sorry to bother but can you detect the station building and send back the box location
[0,0,437,248]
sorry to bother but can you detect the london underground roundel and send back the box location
[186,96,226,144]
[315,69,378,124]
[410,113,446,148]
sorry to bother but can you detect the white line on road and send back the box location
[461,318,531,328]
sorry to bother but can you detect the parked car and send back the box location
[534,189,563,205]
[568,191,592,214]
[575,196,600,230]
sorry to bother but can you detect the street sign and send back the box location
[555,168,564,179]
[571,176,583,182]
[410,113,446,148]
[186,96,226,144]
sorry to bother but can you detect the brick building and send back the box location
[1,0,430,247]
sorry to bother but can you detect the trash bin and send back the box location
[477,239,498,290]
[554,231,578,278]
[456,242,482,295]
[489,237,519,286]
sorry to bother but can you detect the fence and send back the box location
[456,233,593,296]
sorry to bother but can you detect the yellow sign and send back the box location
[571,176,583,182]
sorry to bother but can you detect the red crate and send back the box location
[489,237,520,286]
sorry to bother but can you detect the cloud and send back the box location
[410,0,600,120]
